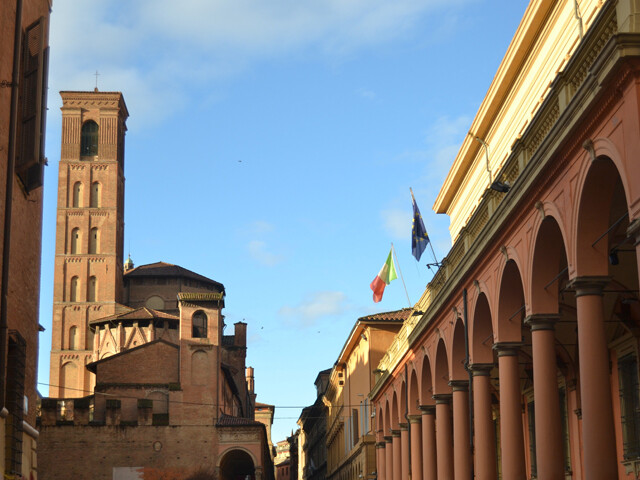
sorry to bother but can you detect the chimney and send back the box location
[234,321,247,347]
[246,366,255,394]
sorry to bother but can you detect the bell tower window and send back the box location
[81,120,99,156]
[72,182,82,208]
[89,228,99,254]
[90,182,101,208]
[192,311,208,338]
[71,228,81,254]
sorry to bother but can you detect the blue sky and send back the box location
[39,0,529,441]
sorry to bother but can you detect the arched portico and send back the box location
[218,448,257,480]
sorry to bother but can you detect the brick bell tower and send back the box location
[49,90,128,398]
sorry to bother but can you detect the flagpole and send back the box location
[410,187,440,267]
[391,242,412,307]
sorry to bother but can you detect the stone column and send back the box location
[385,435,393,480]
[376,441,387,480]
[568,276,618,479]
[392,430,402,480]
[433,394,454,480]
[524,314,564,479]
[470,364,497,480]
[419,406,437,480]
[400,423,409,480]
[494,343,526,480]
[450,380,471,480]
[408,415,422,480]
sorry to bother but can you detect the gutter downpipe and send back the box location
[0,0,24,410]
[463,288,474,480]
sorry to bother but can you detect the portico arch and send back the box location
[218,447,256,480]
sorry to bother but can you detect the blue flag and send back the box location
[412,195,430,261]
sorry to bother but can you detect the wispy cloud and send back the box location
[48,0,473,128]
[279,291,350,326]
[381,208,408,239]
[357,88,376,99]
[248,240,284,267]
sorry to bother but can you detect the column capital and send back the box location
[567,276,610,297]
[524,313,559,331]
[384,435,393,443]
[449,380,469,391]
[376,441,387,449]
[418,404,436,414]
[470,363,494,375]
[399,422,408,430]
[627,217,640,246]
[433,393,452,404]
[407,414,422,424]
[391,429,401,437]
[492,342,522,356]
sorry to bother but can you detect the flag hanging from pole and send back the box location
[370,249,397,303]
[411,194,430,261]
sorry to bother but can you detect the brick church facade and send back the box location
[38,91,274,480]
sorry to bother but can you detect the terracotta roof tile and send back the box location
[89,307,178,325]
[217,414,263,427]
[358,308,413,323]
[124,261,225,290]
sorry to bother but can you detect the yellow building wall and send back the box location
[435,0,604,241]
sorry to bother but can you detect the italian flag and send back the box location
[370,249,397,303]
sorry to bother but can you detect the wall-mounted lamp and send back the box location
[609,249,619,265]
[490,180,511,193]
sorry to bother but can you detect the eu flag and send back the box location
[412,196,430,261]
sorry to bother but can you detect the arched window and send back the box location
[145,295,165,310]
[72,182,82,208]
[71,228,80,254]
[192,311,207,338]
[88,276,97,302]
[89,227,99,254]
[70,276,79,302]
[69,326,78,350]
[80,120,99,156]
[90,182,101,208]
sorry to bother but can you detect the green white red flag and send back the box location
[370,249,397,303]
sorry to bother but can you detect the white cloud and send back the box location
[279,291,349,326]
[247,240,284,267]
[47,0,473,128]
[357,88,376,99]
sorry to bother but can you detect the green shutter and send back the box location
[17,17,48,192]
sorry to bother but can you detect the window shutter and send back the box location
[17,17,48,192]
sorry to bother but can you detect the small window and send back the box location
[88,276,97,302]
[89,227,98,254]
[69,326,78,350]
[70,276,79,302]
[71,228,80,254]
[192,311,207,338]
[81,121,99,156]
[90,182,100,208]
[72,182,82,208]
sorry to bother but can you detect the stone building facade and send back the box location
[324,310,409,480]
[371,1,640,479]
[39,89,274,480]
[297,369,330,480]
[0,0,51,478]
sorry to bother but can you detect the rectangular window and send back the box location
[618,353,640,460]
[527,400,537,477]
[558,386,572,472]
